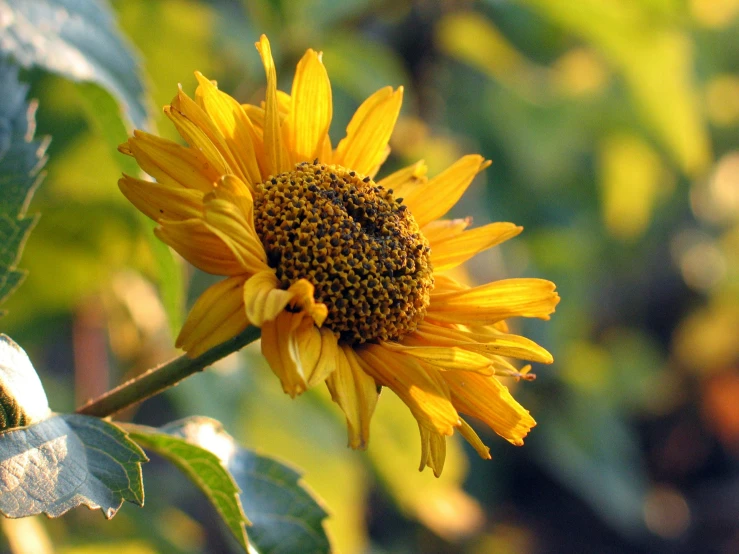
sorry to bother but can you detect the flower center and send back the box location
[253,161,434,344]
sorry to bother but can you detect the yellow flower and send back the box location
[119,35,559,476]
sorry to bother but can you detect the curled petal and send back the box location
[118,175,204,222]
[243,271,293,326]
[243,272,326,327]
[418,425,447,477]
[155,219,243,275]
[203,181,270,273]
[262,314,340,398]
[164,103,230,178]
[176,276,249,357]
[194,73,264,187]
[123,130,220,193]
[326,345,379,449]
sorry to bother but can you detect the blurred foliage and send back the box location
[1,0,738,552]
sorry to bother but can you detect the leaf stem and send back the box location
[76,326,261,418]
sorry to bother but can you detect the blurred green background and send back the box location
[2,0,739,552]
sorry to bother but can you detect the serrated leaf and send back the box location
[0,59,47,315]
[167,417,331,554]
[127,422,250,552]
[129,417,332,554]
[0,0,151,130]
[0,414,147,519]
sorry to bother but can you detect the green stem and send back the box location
[76,326,261,418]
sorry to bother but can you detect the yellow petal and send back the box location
[118,175,204,222]
[194,73,264,187]
[403,155,491,228]
[418,425,447,477]
[377,160,428,199]
[125,131,219,193]
[309,328,341,386]
[215,174,255,216]
[262,318,337,396]
[286,279,329,326]
[255,35,289,176]
[176,276,249,357]
[443,371,536,446]
[358,344,459,436]
[155,219,243,275]
[243,272,326,327]
[316,133,333,165]
[243,270,292,326]
[170,84,233,169]
[365,145,391,179]
[203,185,270,274]
[333,86,403,176]
[430,273,468,294]
[412,322,554,365]
[430,222,523,272]
[380,341,493,374]
[164,104,230,178]
[286,49,332,163]
[241,90,290,136]
[421,217,472,245]
[428,278,560,325]
[458,418,491,460]
[325,345,379,449]
[261,311,312,397]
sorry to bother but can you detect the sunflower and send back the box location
[119,35,559,476]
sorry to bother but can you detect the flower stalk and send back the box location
[76,326,261,418]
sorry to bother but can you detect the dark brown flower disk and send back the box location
[253,161,434,344]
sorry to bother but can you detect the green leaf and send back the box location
[0,414,147,518]
[127,422,250,552]
[0,335,147,519]
[0,0,151,130]
[0,59,48,315]
[129,417,332,554]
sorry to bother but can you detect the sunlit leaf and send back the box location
[0,335,146,519]
[0,59,47,316]
[0,0,151,129]
[0,414,147,519]
[0,334,50,431]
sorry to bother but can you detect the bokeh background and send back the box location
[2,0,739,552]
